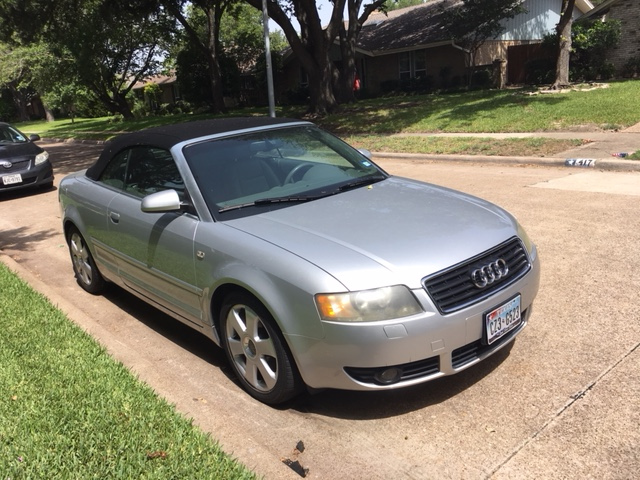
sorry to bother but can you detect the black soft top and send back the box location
[85,117,304,180]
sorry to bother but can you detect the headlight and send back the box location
[315,285,422,322]
[35,151,49,165]
[517,222,534,254]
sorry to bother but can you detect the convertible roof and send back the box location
[85,117,304,180]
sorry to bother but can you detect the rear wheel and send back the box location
[66,227,105,294]
[220,292,302,405]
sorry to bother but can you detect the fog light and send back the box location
[374,367,403,385]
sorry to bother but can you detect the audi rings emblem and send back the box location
[471,259,509,288]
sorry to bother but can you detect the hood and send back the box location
[0,141,42,161]
[228,177,520,290]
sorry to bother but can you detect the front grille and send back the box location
[345,355,440,385]
[1,158,30,174]
[423,237,531,314]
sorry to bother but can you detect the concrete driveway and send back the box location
[1,141,639,479]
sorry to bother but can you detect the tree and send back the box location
[244,0,389,115]
[52,1,174,118]
[163,0,235,114]
[553,0,576,88]
[0,43,38,121]
[387,0,424,10]
[439,0,525,85]
[0,0,174,119]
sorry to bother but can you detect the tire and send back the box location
[66,227,105,294]
[220,292,302,405]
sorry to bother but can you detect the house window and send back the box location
[399,53,412,81]
[399,51,427,80]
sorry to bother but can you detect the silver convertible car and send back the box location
[59,118,540,405]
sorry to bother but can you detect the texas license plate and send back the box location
[2,173,22,185]
[485,295,521,345]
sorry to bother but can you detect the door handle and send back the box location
[109,212,120,224]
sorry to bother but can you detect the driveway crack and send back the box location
[486,341,640,479]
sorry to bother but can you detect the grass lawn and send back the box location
[342,135,586,157]
[0,262,255,479]
[321,81,640,134]
[15,80,640,158]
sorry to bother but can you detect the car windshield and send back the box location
[183,125,386,218]
[0,125,28,144]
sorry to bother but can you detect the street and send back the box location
[1,141,639,479]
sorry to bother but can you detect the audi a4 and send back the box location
[0,122,53,193]
[58,117,540,405]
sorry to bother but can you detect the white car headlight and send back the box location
[35,151,49,165]
[315,285,422,322]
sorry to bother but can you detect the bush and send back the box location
[622,57,640,78]
[571,19,621,81]
[283,86,310,105]
[525,58,555,85]
[471,68,492,88]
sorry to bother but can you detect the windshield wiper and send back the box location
[337,174,386,192]
[218,194,327,213]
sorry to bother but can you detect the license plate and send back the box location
[485,295,521,345]
[2,173,22,185]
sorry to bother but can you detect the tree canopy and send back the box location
[439,0,525,83]
[0,0,174,119]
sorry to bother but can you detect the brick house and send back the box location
[580,0,640,75]
[132,73,181,109]
[280,0,594,96]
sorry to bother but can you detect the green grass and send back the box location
[320,80,640,134]
[0,262,255,479]
[15,79,640,157]
[343,135,585,157]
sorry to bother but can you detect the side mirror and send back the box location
[358,148,372,159]
[29,134,41,142]
[141,189,182,213]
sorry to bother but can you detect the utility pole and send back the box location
[262,0,276,117]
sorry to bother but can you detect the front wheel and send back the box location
[220,292,302,405]
[66,227,105,294]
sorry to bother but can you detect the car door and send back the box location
[99,146,204,327]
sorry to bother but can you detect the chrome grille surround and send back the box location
[423,237,531,314]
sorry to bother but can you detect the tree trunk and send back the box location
[336,7,359,103]
[95,89,134,119]
[205,3,227,114]
[44,104,55,122]
[9,84,30,122]
[168,1,228,115]
[301,54,339,116]
[553,0,576,89]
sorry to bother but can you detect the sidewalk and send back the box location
[377,123,640,172]
[46,122,640,172]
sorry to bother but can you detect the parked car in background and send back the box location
[58,117,540,405]
[0,122,53,193]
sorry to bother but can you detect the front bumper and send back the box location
[286,248,540,391]
[0,161,54,192]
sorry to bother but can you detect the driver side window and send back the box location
[99,146,185,200]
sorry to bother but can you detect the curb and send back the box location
[43,137,640,172]
[44,137,109,145]
[372,152,640,172]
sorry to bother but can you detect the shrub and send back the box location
[524,58,555,85]
[622,57,640,78]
